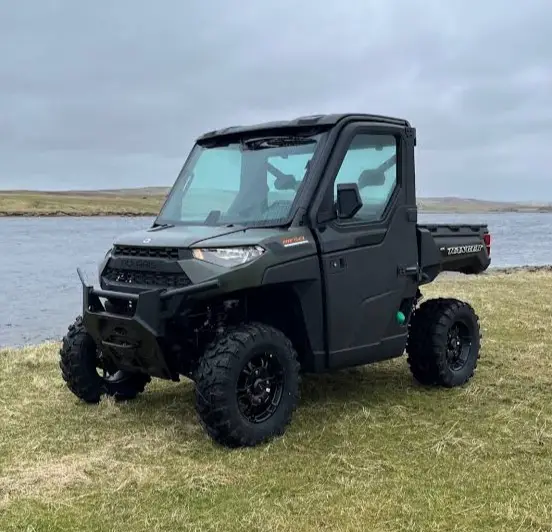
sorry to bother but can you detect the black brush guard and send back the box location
[77,268,219,380]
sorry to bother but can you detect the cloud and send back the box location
[0,0,551,201]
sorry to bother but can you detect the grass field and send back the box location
[2,189,552,216]
[1,270,552,531]
[0,190,166,216]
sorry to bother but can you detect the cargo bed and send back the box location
[417,223,491,282]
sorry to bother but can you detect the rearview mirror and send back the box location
[336,183,362,219]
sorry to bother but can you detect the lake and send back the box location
[1,212,551,348]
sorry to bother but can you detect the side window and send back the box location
[333,133,397,222]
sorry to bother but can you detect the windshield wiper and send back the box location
[241,135,317,150]
[150,222,175,230]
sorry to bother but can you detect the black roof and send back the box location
[196,113,410,141]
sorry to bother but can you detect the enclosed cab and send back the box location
[60,113,491,448]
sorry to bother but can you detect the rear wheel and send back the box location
[59,316,150,403]
[194,322,300,448]
[406,298,481,387]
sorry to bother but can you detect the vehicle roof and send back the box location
[196,113,411,141]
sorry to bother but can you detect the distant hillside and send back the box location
[1,188,551,216]
[418,197,552,213]
[1,187,172,197]
[87,187,172,196]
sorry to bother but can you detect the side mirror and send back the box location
[336,183,362,219]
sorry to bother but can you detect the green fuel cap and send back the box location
[396,311,406,325]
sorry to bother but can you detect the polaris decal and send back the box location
[440,244,484,256]
[281,236,310,248]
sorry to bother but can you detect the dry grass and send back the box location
[1,271,552,531]
[418,197,552,213]
[0,191,165,216]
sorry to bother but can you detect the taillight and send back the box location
[483,233,491,257]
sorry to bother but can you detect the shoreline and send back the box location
[484,264,552,273]
[2,190,552,217]
[2,266,550,351]
[2,209,552,218]
[0,211,159,217]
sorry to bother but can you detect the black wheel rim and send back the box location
[446,320,473,371]
[236,352,285,424]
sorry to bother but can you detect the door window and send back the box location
[333,133,398,222]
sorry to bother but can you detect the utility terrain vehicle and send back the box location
[60,113,491,448]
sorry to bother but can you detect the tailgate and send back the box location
[418,223,491,275]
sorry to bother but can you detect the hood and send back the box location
[113,224,286,249]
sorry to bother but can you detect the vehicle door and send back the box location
[310,122,419,369]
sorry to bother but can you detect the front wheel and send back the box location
[406,298,481,387]
[194,322,301,448]
[59,316,151,403]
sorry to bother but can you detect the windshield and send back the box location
[157,133,323,227]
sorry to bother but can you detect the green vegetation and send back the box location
[0,190,167,217]
[2,269,552,531]
[1,189,551,216]
[418,197,552,213]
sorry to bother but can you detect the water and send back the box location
[1,213,551,348]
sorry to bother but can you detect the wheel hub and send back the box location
[237,353,284,423]
[446,322,472,371]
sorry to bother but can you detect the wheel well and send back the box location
[243,286,314,371]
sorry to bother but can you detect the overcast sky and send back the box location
[1,1,551,201]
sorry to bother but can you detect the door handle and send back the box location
[398,264,419,278]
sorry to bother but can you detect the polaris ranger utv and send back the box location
[60,113,491,448]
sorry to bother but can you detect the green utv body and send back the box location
[60,113,491,447]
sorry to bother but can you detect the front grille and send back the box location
[112,245,180,260]
[103,267,192,289]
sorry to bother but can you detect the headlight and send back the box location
[192,246,265,268]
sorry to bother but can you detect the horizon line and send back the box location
[0,187,550,205]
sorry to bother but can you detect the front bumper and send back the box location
[77,268,219,380]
